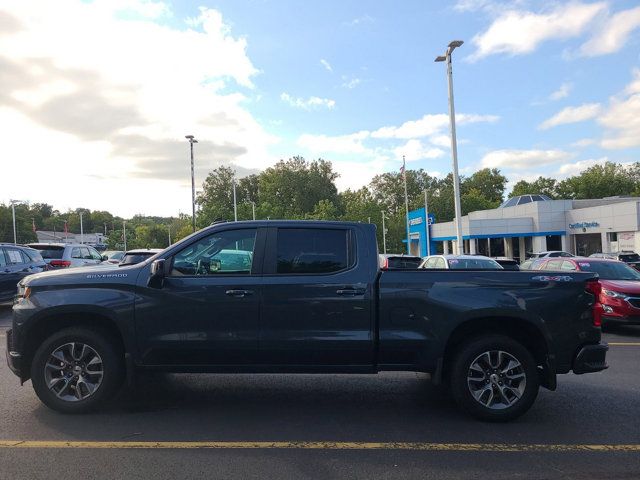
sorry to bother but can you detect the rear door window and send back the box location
[6,249,25,265]
[276,228,350,274]
[71,248,82,259]
[0,248,7,267]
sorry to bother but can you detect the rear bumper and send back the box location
[5,329,23,378]
[573,342,608,374]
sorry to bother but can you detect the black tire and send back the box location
[449,334,539,422]
[31,327,124,413]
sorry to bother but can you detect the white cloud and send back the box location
[571,138,596,147]
[556,157,609,177]
[468,2,606,60]
[297,131,370,155]
[343,14,374,27]
[280,92,336,110]
[539,103,601,129]
[341,76,361,89]
[371,113,498,139]
[320,59,333,72]
[549,82,572,101]
[393,139,445,162]
[481,149,573,169]
[580,6,640,56]
[598,69,640,149]
[429,134,452,148]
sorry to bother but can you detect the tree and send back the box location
[556,162,636,199]
[197,166,238,225]
[463,168,507,204]
[510,177,557,199]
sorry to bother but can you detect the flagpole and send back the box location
[402,155,410,255]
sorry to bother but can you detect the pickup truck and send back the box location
[6,221,608,421]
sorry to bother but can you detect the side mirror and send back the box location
[102,255,108,261]
[149,259,166,288]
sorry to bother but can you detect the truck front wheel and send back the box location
[450,334,539,422]
[31,327,124,413]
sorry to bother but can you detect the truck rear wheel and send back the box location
[450,334,539,422]
[31,327,124,413]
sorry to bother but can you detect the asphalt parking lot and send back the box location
[0,304,639,480]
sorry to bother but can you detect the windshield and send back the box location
[29,245,64,259]
[385,257,422,269]
[447,258,503,270]
[579,261,640,280]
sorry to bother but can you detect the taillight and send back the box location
[49,260,71,268]
[585,279,603,327]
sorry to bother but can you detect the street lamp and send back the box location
[185,135,198,232]
[435,40,464,255]
[10,199,25,244]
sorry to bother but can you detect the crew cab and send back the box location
[6,221,608,421]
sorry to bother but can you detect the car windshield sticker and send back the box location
[578,262,590,267]
[449,259,459,264]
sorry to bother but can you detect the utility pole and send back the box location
[435,40,464,255]
[381,211,387,254]
[251,201,256,220]
[185,135,198,232]
[168,225,172,246]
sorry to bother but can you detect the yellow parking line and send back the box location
[0,441,639,452]
[608,342,640,346]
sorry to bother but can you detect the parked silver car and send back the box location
[27,243,104,269]
[420,254,503,270]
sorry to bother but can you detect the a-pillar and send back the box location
[518,237,526,263]
[469,238,477,254]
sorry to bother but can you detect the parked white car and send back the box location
[27,243,104,269]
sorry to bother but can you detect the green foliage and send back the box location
[511,177,558,199]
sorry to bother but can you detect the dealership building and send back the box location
[407,195,640,261]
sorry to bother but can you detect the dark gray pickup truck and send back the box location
[7,221,608,421]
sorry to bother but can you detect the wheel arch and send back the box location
[21,308,127,382]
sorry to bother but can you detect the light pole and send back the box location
[185,135,198,232]
[250,201,256,220]
[381,211,387,254]
[232,176,238,222]
[424,190,431,256]
[79,212,84,245]
[10,199,25,244]
[436,40,464,255]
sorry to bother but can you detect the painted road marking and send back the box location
[0,441,639,452]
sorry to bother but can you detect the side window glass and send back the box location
[0,249,6,267]
[81,247,93,260]
[436,258,446,268]
[424,258,435,268]
[71,248,82,259]
[276,228,349,274]
[561,261,577,271]
[171,229,256,276]
[89,248,102,260]
[6,249,24,265]
[546,260,562,270]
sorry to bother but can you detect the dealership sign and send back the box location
[409,213,435,227]
[569,221,600,229]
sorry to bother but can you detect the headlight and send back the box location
[15,284,31,301]
[603,289,625,299]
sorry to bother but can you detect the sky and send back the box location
[2,0,640,217]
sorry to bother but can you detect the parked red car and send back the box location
[533,257,640,326]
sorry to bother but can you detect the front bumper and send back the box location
[573,342,608,374]
[602,314,640,325]
[5,328,23,378]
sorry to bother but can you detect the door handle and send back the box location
[225,289,254,297]
[336,288,366,296]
